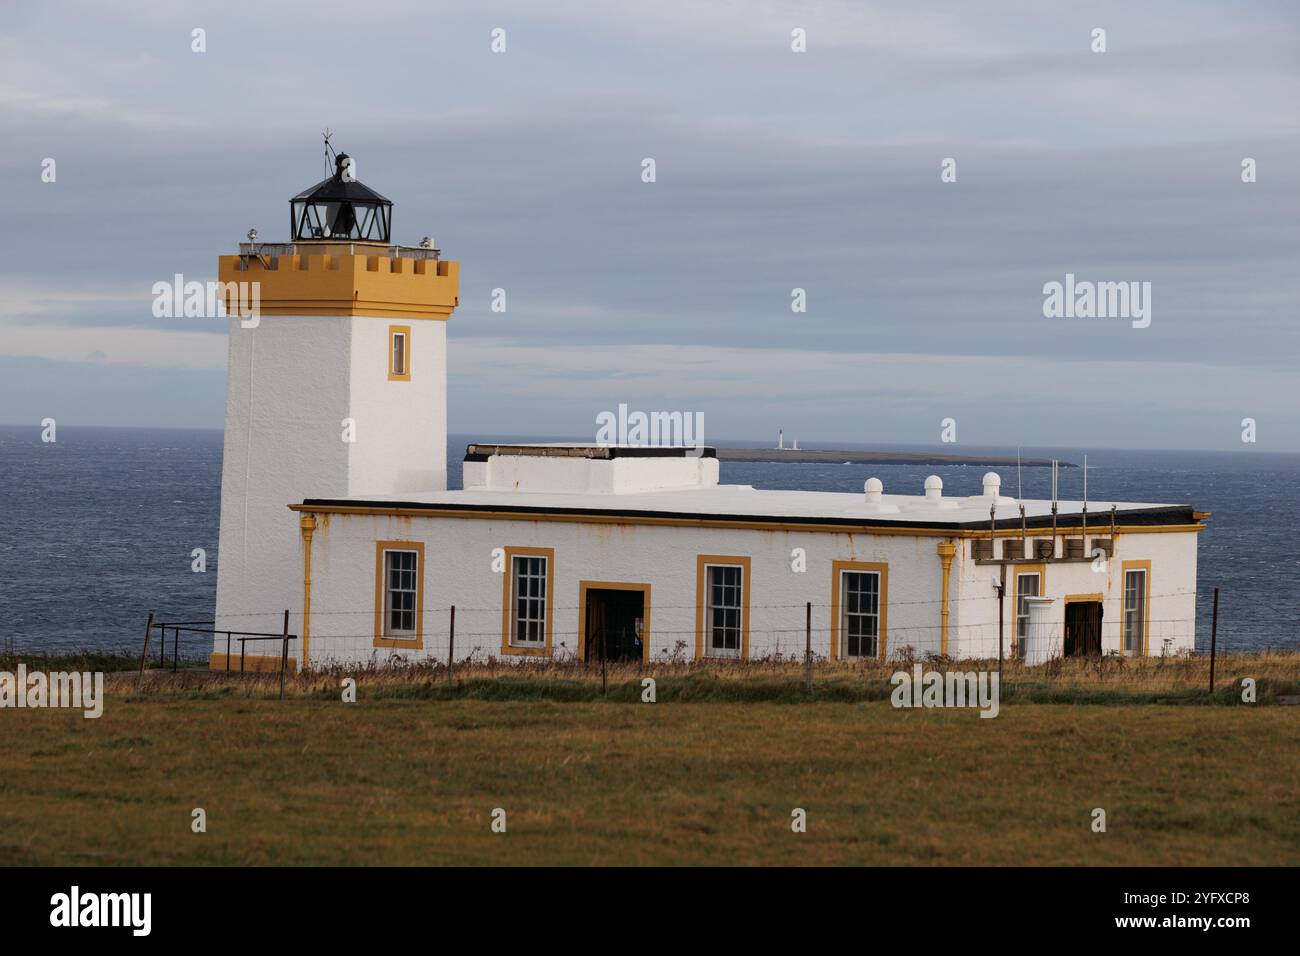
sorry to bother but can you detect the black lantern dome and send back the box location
[290,152,392,242]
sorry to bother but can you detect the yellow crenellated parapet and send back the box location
[217,251,459,319]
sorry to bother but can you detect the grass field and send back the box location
[2,674,1297,865]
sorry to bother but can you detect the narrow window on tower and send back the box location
[388,325,411,381]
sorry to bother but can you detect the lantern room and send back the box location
[289,151,393,243]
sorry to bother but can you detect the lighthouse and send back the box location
[201,151,1203,674]
[211,149,460,664]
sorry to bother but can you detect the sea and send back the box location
[1,426,1296,656]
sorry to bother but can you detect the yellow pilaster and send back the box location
[937,541,957,656]
[300,513,316,670]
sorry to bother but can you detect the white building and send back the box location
[212,155,1207,671]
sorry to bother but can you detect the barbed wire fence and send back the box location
[5,588,1297,697]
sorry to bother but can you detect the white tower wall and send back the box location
[214,312,449,654]
[347,316,447,495]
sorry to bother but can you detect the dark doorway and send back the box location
[584,587,646,663]
[1064,601,1103,657]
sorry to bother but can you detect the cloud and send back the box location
[0,86,199,131]
[1,0,1298,447]
[448,337,1299,449]
[0,323,225,371]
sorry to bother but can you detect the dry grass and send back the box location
[2,650,1295,865]
[104,649,1300,705]
[1,695,1296,866]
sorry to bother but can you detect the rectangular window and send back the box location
[705,564,744,658]
[382,548,418,639]
[841,570,880,658]
[388,325,411,380]
[373,541,424,648]
[392,333,406,375]
[1123,568,1147,655]
[510,554,548,647]
[832,561,888,659]
[1015,572,1041,655]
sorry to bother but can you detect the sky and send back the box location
[1,0,1297,450]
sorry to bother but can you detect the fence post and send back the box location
[138,612,155,687]
[601,627,608,695]
[225,632,231,672]
[173,627,179,672]
[1209,587,1219,694]
[279,609,290,701]
[448,605,455,687]
[804,601,812,694]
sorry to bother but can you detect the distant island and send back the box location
[716,448,1073,467]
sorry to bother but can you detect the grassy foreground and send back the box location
[2,692,1297,865]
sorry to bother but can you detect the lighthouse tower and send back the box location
[212,151,459,665]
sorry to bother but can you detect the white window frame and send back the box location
[382,548,419,639]
[510,554,548,648]
[704,563,744,659]
[391,330,408,376]
[840,569,881,659]
[1015,572,1041,656]
[1123,568,1147,656]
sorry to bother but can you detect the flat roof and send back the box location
[300,485,1199,531]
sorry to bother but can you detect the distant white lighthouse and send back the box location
[212,149,460,664]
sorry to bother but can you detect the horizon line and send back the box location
[0,422,1295,457]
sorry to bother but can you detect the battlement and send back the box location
[217,251,459,319]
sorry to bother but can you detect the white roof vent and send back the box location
[967,469,1015,508]
[859,475,899,513]
[902,473,959,510]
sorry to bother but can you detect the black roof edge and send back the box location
[298,499,1198,531]
[464,444,718,462]
[291,176,392,205]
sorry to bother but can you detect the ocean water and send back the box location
[1,426,1296,655]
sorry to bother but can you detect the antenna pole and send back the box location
[989,502,997,561]
[1081,454,1088,552]
[1050,460,1058,560]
